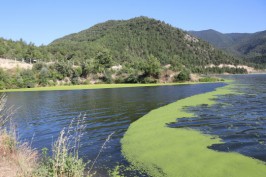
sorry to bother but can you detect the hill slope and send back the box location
[189,30,266,66]
[49,17,241,68]
[189,29,235,49]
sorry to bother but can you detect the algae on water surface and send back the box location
[121,85,266,177]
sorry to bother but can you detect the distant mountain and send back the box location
[189,30,266,66]
[189,29,235,49]
[49,16,241,69]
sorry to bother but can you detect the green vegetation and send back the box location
[202,66,248,74]
[50,17,241,67]
[0,38,49,61]
[174,70,190,81]
[0,68,10,89]
[1,17,242,69]
[0,82,208,93]
[199,77,221,82]
[189,29,266,68]
[0,17,256,90]
[121,85,266,177]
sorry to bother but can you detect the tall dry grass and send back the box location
[0,94,38,177]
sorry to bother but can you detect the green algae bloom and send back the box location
[121,85,266,177]
[0,82,207,92]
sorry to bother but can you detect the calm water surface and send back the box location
[169,74,266,162]
[5,83,224,176]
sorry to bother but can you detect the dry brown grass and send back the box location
[0,58,32,70]
[0,131,38,177]
[0,94,38,177]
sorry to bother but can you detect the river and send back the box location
[5,82,224,176]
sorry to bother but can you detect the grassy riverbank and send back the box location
[121,84,266,177]
[0,81,223,92]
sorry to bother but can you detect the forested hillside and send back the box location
[1,17,249,69]
[50,17,241,68]
[189,30,266,67]
[0,17,253,89]
[0,38,49,62]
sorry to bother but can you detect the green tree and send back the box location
[53,62,72,78]
[0,69,10,89]
[175,69,191,81]
[38,67,50,86]
[33,62,47,72]
[20,69,36,88]
[95,50,113,69]
[142,55,161,77]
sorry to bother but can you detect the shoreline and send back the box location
[0,81,225,93]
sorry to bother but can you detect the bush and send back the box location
[124,74,139,83]
[38,67,50,86]
[95,50,113,68]
[101,70,113,84]
[0,69,10,89]
[174,70,190,82]
[20,69,37,88]
[33,62,47,72]
[141,76,157,83]
[53,62,73,78]
[81,63,93,77]
[0,81,5,90]
[141,55,161,77]
[71,77,80,85]
[114,76,125,84]
[72,67,82,78]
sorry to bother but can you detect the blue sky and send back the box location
[0,0,265,46]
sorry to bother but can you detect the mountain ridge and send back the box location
[48,16,241,69]
[189,29,266,67]
[1,16,264,70]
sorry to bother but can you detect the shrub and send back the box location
[19,69,37,88]
[38,67,50,86]
[72,67,82,78]
[71,77,80,85]
[0,69,10,89]
[33,62,47,72]
[114,76,125,84]
[53,62,73,78]
[124,74,139,83]
[141,55,161,77]
[141,76,157,83]
[101,70,113,84]
[174,70,191,82]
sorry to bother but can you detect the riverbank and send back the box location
[0,93,88,177]
[0,81,225,92]
[121,84,266,177]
